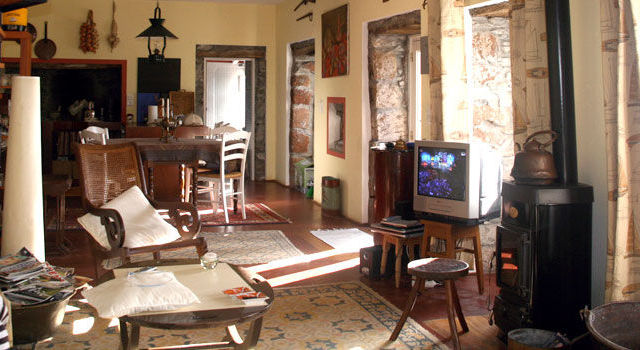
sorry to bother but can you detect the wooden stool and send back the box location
[420,219,485,294]
[390,258,469,350]
[43,175,72,253]
[373,229,422,288]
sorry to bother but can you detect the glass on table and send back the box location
[200,252,219,270]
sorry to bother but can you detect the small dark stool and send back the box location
[390,258,469,350]
[43,175,72,253]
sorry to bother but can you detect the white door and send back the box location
[204,60,246,129]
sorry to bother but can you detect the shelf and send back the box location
[0,0,47,12]
[0,30,31,76]
[3,30,31,42]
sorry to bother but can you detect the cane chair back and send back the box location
[76,143,147,208]
[75,142,206,278]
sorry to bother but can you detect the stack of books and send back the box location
[0,248,76,305]
[371,216,424,235]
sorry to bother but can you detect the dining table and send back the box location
[106,138,235,204]
[107,138,224,167]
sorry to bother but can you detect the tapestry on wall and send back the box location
[321,4,348,78]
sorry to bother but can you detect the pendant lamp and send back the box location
[136,0,177,63]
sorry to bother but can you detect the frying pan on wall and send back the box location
[34,21,56,60]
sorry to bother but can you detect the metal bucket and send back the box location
[584,301,640,350]
[321,176,341,213]
[11,294,72,345]
[507,328,568,349]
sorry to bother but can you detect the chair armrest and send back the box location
[87,205,125,248]
[127,236,207,257]
[151,199,202,236]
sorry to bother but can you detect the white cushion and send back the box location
[82,270,200,318]
[77,185,181,250]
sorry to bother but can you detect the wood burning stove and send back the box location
[494,182,593,337]
[492,0,596,339]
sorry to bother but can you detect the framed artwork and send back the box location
[327,97,346,158]
[322,4,349,78]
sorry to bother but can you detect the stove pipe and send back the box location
[545,0,577,185]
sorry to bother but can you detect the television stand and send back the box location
[420,219,484,294]
[414,211,499,226]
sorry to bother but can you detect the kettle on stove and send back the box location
[511,130,558,185]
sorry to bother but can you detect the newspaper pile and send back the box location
[0,248,75,305]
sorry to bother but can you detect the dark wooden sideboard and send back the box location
[369,149,414,223]
[43,120,123,174]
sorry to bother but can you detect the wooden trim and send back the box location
[196,45,266,59]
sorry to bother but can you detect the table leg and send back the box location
[451,279,469,333]
[119,320,129,350]
[239,317,264,350]
[389,276,423,341]
[129,324,141,350]
[394,242,402,288]
[233,178,238,213]
[472,230,485,294]
[445,279,461,350]
[56,194,71,253]
[381,239,390,278]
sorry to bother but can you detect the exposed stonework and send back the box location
[289,39,315,186]
[368,34,409,143]
[470,15,515,176]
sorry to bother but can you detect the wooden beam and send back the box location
[368,10,420,36]
[469,2,511,18]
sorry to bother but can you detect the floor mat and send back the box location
[310,228,374,252]
[41,281,445,349]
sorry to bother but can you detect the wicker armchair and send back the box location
[74,142,206,278]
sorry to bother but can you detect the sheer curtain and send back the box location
[600,0,640,302]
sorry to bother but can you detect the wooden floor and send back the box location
[46,181,506,349]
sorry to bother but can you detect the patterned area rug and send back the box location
[310,228,374,252]
[103,230,304,269]
[39,282,444,349]
[197,203,291,226]
[47,203,290,231]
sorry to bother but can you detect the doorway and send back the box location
[288,39,315,192]
[195,45,265,180]
[204,59,249,130]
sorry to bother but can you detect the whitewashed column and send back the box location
[1,76,44,261]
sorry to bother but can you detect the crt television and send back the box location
[413,140,502,224]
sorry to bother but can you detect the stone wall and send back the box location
[471,15,515,175]
[368,34,409,143]
[289,40,315,184]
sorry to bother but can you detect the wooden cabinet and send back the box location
[43,120,122,174]
[369,149,414,223]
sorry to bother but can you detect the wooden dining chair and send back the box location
[198,130,251,223]
[74,142,206,278]
[78,126,109,145]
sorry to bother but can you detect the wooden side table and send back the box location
[372,228,423,288]
[420,219,485,294]
[43,175,72,254]
[390,258,469,350]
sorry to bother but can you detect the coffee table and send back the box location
[96,259,273,350]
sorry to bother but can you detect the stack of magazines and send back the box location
[370,216,424,235]
[0,248,75,305]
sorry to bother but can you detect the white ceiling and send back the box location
[165,0,286,4]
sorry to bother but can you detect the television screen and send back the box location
[416,146,467,201]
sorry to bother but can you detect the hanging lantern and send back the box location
[136,0,177,63]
